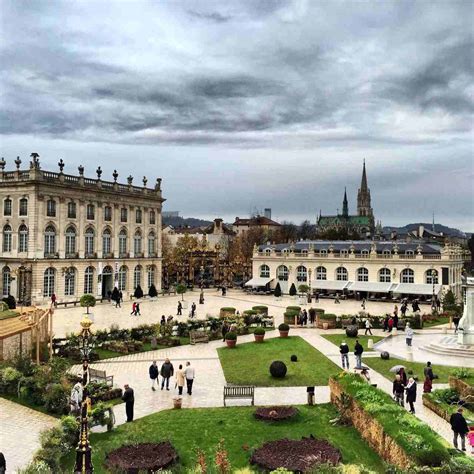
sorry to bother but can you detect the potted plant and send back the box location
[80,294,96,315]
[173,397,182,409]
[254,327,265,343]
[278,323,290,338]
[225,331,237,348]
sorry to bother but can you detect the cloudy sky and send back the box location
[1,0,473,229]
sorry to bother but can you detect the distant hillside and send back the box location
[383,223,467,238]
[163,215,213,228]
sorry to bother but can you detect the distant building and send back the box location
[162,211,180,218]
[317,161,375,237]
[264,208,272,219]
[232,215,281,236]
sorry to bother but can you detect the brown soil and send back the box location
[105,441,178,473]
[250,436,342,471]
[254,405,298,421]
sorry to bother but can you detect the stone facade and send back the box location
[0,154,164,305]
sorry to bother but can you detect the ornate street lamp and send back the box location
[74,315,94,473]
[431,269,438,311]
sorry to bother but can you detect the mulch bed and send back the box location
[105,442,178,473]
[254,406,298,421]
[250,436,342,471]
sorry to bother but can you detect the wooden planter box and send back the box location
[449,376,474,398]
[220,309,236,318]
[422,394,450,423]
[316,318,336,329]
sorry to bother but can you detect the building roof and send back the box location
[233,215,281,227]
[318,215,371,226]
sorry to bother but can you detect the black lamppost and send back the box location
[431,269,438,312]
[74,315,94,473]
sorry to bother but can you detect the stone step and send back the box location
[420,343,474,357]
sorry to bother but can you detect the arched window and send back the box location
[136,209,142,224]
[102,228,112,255]
[67,201,76,219]
[43,267,55,297]
[379,268,391,283]
[319,249,327,256]
[360,249,369,257]
[134,230,142,255]
[19,198,28,216]
[425,269,439,285]
[2,225,12,252]
[357,267,369,282]
[340,249,348,257]
[84,266,94,294]
[118,265,127,291]
[148,231,156,256]
[336,267,348,281]
[401,268,414,283]
[18,224,28,252]
[276,265,289,281]
[119,229,127,256]
[296,265,307,282]
[3,198,12,216]
[149,210,156,225]
[264,248,271,255]
[147,265,156,288]
[316,266,327,280]
[405,250,414,256]
[64,268,76,296]
[134,265,142,289]
[2,267,11,296]
[85,227,95,255]
[260,264,270,278]
[382,249,391,257]
[46,199,56,217]
[65,226,76,255]
[44,225,56,255]
[86,204,95,220]
[104,206,112,221]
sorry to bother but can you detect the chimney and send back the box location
[419,225,424,237]
[264,208,272,219]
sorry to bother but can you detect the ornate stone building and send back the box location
[0,153,164,305]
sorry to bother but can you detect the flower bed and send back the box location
[449,373,474,398]
[254,406,298,421]
[423,388,474,423]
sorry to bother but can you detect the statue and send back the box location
[458,290,474,345]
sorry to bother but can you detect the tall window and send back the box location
[67,202,76,219]
[46,199,56,217]
[148,232,156,256]
[65,226,77,255]
[44,225,56,255]
[336,267,348,281]
[19,198,28,216]
[104,206,112,221]
[18,224,28,252]
[85,227,95,255]
[134,230,142,255]
[2,267,11,296]
[3,198,12,216]
[260,264,270,278]
[136,209,142,224]
[119,229,127,256]
[43,268,55,297]
[149,210,156,225]
[296,265,307,282]
[277,265,289,281]
[316,266,327,280]
[64,268,76,296]
[102,228,112,255]
[357,267,369,282]
[425,269,438,285]
[401,268,414,283]
[147,265,155,288]
[86,204,95,220]
[379,268,391,283]
[2,225,12,252]
[118,266,127,291]
[84,267,94,294]
[120,208,127,223]
[134,265,142,289]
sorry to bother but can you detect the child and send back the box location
[468,426,474,454]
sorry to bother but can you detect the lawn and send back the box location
[423,316,450,328]
[218,336,340,386]
[321,334,385,352]
[62,405,386,473]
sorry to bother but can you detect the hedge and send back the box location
[286,306,301,312]
[252,306,268,314]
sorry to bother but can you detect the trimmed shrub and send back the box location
[149,284,158,298]
[270,361,287,378]
[289,283,297,296]
[278,323,290,332]
[252,306,268,315]
[298,284,310,294]
[134,284,144,299]
[254,327,265,336]
[225,332,237,341]
[274,282,282,297]
[80,294,96,314]
[286,306,301,312]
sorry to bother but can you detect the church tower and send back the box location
[342,187,349,218]
[357,160,375,230]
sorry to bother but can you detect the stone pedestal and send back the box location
[458,293,474,345]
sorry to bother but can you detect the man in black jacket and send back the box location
[160,358,174,390]
[122,384,135,422]
[354,340,364,369]
[149,360,159,391]
[450,408,469,451]
[339,342,349,369]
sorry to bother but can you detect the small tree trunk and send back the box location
[86,306,89,314]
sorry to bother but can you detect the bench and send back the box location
[89,368,114,387]
[223,385,255,407]
[190,330,209,345]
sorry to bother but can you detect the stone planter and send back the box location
[279,330,289,338]
[173,397,182,409]
[322,322,329,330]
[254,334,265,343]
[226,339,237,348]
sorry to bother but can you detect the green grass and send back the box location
[61,405,386,473]
[321,334,385,352]
[423,316,450,328]
[0,393,59,417]
[218,336,340,386]
[0,310,18,320]
[363,356,466,384]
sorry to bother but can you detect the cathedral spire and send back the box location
[342,187,349,217]
[360,159,368,192]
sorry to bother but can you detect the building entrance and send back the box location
[101,266,114,297]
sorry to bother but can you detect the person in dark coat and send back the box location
[453,314,461,333]
[423,362,434,381]
[400,303,407,317]
[149,360,159,391]
[405,378,417,414]
[177,301,182,315]
[383,314,389,332]
[339,342,349,369]
[450,407,469,451]
[423,376,433,393]
[302,309,308,326]
[199,291,204,304]
[160,358,174,390]
[398,367,408,386]
[392,374,405,406]
[0,452,5,474]
[222,321,229,342]
[160,315,166,326]
[135,302,141,315]
[122,384,135,422]
[191,302,196,318]
[393,313,399,331]
[354,340,364,368]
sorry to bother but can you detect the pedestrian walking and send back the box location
[160,358,174,390]
[119,290,123,303]
[412,300,420,314]
[160,315,166,326]
[309,308,315,326]
[392,374,405,407]
[175,364,185,395]
[405,377,417,414]
[383,314,389,332]
[314,292,319,303]
[149,360,159,391]
[334,293,340,304]
[339,342,349,369]
[191,302,196,318]
[400,303,407,318]
[364,319,373,335]
[135,302,141,315]
[361,298,366,310]
[51,293,57,307]
[222,321,229,342]
[436,296,441,312]
[199,291,204,304]
[122,384,135,422]
[405,322,414,346]
[398,367,408,386]
[388,316,394,333]
[130,302,137,316]
[423,375,433,393]
[394,304,399,318]
[184,361,195,395]
[453,314,461,333]
[177,301,182,316]
[354,339,364,368]
[424,361,435,381]
[302,309,308,326]
[450,408,469,451]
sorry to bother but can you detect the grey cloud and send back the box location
[187,10,232,23]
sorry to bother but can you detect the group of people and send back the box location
[297,309,310,326]
[392,369,417,414]
[130,301,141,316]
[176,301,197,317]
[339,340,364,370]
